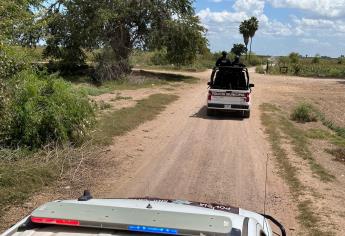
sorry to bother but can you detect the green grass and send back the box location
[262,103,333,182]
[130,50,214,71]
[305,129,332,140]
[306,128,345,148]
[314,110,345,140]
[297,200,325,235]
[73,72,198,96]
[260,103,333,235]
[269,57,345,78]
[279,116,334,182]
[93,94,178,146]
[261,107,301,190]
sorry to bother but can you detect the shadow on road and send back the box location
[337,80,345,86]
[190,106,245,121]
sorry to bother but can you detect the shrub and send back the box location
[255,65,265,74]
[0,70,95,148]
[291,103,317,123]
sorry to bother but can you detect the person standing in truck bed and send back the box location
[216,51,232,67]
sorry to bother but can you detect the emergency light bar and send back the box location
[29,201,233,235]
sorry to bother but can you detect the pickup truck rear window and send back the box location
[211,69,248,90]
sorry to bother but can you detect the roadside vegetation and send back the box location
[260,103,333,235]
[261,101,345,235]
[267,53,345,78]
[291,103,318,123]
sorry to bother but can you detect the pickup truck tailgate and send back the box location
[208,89,250,104]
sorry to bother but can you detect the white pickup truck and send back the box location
[207,66,254,118]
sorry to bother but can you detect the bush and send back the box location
[255,65,265,74]
[0,71,95,148]
[291,103,317,123]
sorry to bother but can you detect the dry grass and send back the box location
[0,142,99,219]
[260,103,331,235]
[325,148,345,164]
[94,94,179,146]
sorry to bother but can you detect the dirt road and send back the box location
[94,70,298,234]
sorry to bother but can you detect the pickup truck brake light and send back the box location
[208,91,212,100]
[31,216,80,226]
[244,93,250,102]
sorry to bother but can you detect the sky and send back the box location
[194,0,345,57]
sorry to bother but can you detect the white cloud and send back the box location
[233,0,265,16]
[196,0,345,55]
[212,0,223,2]
[197,0,292,38]
[197,8,247,23]
[268,0,345,17]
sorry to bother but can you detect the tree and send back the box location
[0,0,43,45]
[239,20,250,59]
[231,43,247,56]
[247,17,259,62]
[164,16,208,65]
[44,0,207,77]
[289,52,300,64]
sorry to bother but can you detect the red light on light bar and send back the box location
[31,216,80,226]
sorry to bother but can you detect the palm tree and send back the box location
[239,20,250,59]
[247,17,259,62]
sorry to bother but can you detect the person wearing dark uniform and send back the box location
[212,51,231,88]
[216,51,231,67]
[232,55,245,67]
[231,55,246,89]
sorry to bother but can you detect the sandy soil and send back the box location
[3,70,345,235]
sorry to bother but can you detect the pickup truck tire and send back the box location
[207,108,215,116]
[243,110,250,118]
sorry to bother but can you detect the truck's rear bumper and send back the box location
[207,103,250,111]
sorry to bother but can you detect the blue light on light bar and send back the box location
[128,225,178,235]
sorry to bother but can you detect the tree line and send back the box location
[1,0,208,80]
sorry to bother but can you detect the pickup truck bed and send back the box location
[207,66,254,118]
